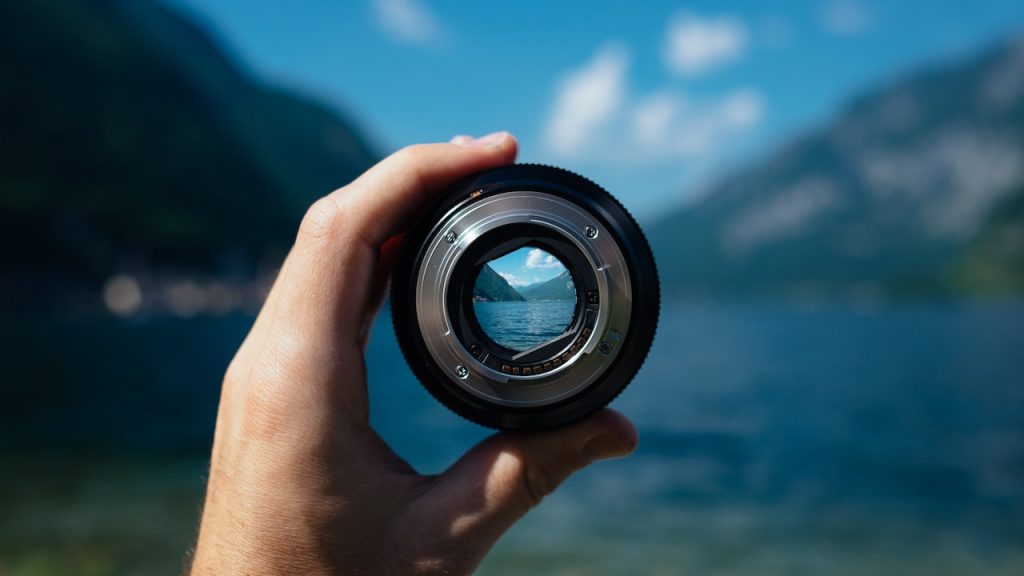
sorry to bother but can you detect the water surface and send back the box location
[473,300,575,351]
[2,302,1023,574]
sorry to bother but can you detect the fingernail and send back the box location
[450,134,474,146]
[582,430,637,462]
[469,131,510,148]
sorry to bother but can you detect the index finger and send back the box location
[269,134,518,356]
[302,133,518,249]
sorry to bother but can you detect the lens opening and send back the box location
[471,246,578,353]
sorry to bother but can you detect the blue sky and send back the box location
[486,247,566,289]
[170,0,1024,222]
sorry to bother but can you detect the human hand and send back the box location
[189,132,639,575]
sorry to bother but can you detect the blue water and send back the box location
[2,302,1024,574]
[473,300,575,351]
[372,302,1024,574]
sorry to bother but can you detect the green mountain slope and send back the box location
[473,265,525,302]
[955,182,1024,293]
[519,270,577,301]
[0,0,377,302]
[648,37,1024,299]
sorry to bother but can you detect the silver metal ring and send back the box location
[414,190,633,408]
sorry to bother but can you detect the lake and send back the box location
[473,300,576,351]
[1,302,1023,574]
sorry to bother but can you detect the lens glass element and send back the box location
[471,246,577,352]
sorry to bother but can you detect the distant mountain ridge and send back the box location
[519,270,577,301]
[649,37,1024,299]
[473,265,525,302]
[0,0,377,302]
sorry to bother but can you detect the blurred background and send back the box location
[2,0,1023,574]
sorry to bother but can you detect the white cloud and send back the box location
[629,88,764,160]
[632,92,681,147]
[373,0,444,46]
[721,89,763,127]
[822,0,872,36]
[542,42,765,167]
[525,248,565,270]
[544,44,629,156]
[663,13,748,76]
[498,272,535,287]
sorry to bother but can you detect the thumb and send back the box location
[421,410,637,552]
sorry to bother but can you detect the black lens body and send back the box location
[391,164,658,430]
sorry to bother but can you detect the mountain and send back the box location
[648,37,1024,299]
[0,0,377,304]
[473,265,525,302]
[519,270,577,301]
[955,182,1024,291]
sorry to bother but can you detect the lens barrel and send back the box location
[391,164,658,430]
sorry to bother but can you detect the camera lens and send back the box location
[391,164,659,430]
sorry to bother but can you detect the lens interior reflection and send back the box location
[472,247,577,352]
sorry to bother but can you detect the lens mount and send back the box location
[391,164,658,430]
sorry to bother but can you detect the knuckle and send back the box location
[520,464,558,508]
[298,195,343,240]
[222,358,248,389]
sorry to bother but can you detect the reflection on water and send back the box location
[2,302,1023,574]
[473,301,575,351]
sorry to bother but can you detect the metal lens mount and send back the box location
[391,164,659,430]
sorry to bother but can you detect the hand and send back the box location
[189,132,638,575]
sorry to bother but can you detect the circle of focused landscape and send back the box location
[471,246,579,352]
[391,164,659,430]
